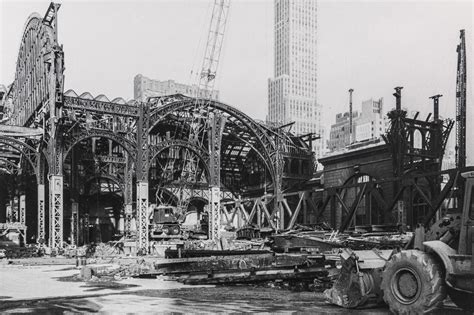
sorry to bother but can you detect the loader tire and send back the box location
[448,287,474,312]
[381,250,446,314]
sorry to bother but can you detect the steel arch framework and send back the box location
[149,139,211,178]
[0,2,315,251]
[149,98,278,186]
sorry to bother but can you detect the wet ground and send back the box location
[0,287,389,314]
[0,262,470,314]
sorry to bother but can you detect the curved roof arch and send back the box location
[147,96,314,195]
[148,97,278,191]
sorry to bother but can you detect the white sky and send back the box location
[1,0,473,161]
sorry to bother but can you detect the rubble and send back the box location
[272,226,412,253]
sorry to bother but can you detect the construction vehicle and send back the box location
[149,205,181,239]
[149,205,209,240]
[326,170,474,313]
[180,209,209,239]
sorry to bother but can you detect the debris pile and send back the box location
[272,226,412,252]
[80,258,154,281]
[1,245,41,259]
[154,252,335,286]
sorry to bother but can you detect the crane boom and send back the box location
[455,29,467,169]
[199,0,231,96]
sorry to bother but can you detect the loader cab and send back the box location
[459,171,474,255]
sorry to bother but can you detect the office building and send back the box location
[327,98,386,152]
[267,0,323,158]
[134,74,219,101]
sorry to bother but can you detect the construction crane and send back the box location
[199,0,231,94]
[455,29,466,169]
[171,0,231,240]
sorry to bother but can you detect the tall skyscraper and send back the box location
[267,0,323,158]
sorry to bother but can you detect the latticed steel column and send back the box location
[125,204,133,236]
[47,144,64,250]
[274,136,285,232]
[45,2,64,250]
[209,187,221,240]
[124,155,134,236]
[19,195,26,226]
[12,196,18,222]
[136,102,149,253]
[83,214,89,244]
[49,175,63,249]
[208,113,226,241]
[136,182,148,252]
[70,202,79,246]
[37,184,45,242]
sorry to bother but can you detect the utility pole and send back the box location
[349,88,354,144]
[455,29,466,170]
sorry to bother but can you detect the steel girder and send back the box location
[63,95,140,117]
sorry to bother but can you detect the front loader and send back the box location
[326,170,474,313]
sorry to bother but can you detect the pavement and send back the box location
[0,262,192,301]
[0,260,469,314]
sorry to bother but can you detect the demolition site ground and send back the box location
[0,260,469,314]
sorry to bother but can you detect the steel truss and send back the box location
[316,167,468,232]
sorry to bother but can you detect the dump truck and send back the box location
[326,170,474,313]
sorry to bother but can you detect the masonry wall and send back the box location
[319,144,394,228]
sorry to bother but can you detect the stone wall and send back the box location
[319,143,394,228]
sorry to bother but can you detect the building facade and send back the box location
[134,74,219,101]
[327,98,386,152]
[327,111,359,152]
[267,0,323,159]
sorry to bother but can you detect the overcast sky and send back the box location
[1,0,473,160]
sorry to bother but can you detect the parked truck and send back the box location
[326,170,474,313]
